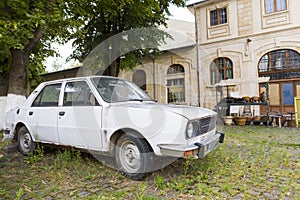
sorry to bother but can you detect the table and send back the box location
[270,115,282,128]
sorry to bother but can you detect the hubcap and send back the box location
[120,141,141,173]
[21,133,32,150]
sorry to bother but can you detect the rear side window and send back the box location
[32,83,62,107]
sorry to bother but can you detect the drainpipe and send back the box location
[152,58,156,100]
[194,4,201,107]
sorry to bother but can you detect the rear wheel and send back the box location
[18,126,35,155]
[115,134,153,180]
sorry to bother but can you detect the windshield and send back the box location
[91,77,154,103]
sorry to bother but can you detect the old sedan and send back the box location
[5,76,224,180]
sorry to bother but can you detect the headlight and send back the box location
[186,122,195,139]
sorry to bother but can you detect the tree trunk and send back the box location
[0,73,8,96]
[7,49,29,96]
[103,57,120,77]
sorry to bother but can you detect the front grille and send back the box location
[194,116,216,136]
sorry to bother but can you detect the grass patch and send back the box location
[0,126,299,199]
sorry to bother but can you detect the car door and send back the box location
[27,83,62,144]
[57,80,103,150]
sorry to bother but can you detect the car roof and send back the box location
[41,75,124,84]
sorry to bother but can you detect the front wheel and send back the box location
[18,126,35,155]
[115,134,153,180]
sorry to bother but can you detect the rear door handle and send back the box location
[29,111,33,116]
[59,111,65,116]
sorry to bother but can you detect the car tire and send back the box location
[115,134,153,180]
[18,126,35,155]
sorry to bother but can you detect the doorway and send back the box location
[260,81,299,114]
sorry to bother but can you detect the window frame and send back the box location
[264,0,287,14]
[210,7,228,26]
[31,83,62,107]
[166,64,185,103]
[210,57,233,85]
[63,80,100,107]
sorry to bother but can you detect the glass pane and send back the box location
[210,10,218,26]
[210,61,216,69]
[218,58,224,69]
[226,59,232,68]
[269,84,280,105]
[167,78,185,103]
[218,70,224,81]
[265,0,275,13]
[220,8,227,24]
[32,84,61,107]
[226,69,233,79]
[211,70,216,85]
[276,0,287,11]
[283,83,294,105]
[288,50,300,69]
[259,54,269,72]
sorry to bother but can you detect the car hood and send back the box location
[110,102,216,120]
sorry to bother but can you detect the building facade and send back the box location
[188,0,300,114]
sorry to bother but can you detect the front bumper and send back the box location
[158,131,225,158]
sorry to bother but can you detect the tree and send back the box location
[0,0,85,96]
[70,0,185,77]
[0,0,185,96]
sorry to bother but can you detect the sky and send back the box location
[45,1,197,72]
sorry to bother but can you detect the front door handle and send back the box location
[29,111,33,116]
[59,111,65,116]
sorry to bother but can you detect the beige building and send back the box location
[187,0,300,114]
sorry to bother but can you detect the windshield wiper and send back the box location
[129,98,143,102]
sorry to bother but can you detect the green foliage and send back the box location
[15,187,24,200]
[1,0,185,95]
[0,0,85,94]
[70,0,185,75]
[25,144,44,164]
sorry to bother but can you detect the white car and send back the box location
[4,76,224,180]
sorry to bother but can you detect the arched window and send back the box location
[132,70,146,91]
[167,64,185,74]
[210,57,233,85]
[167,64,185,103]
[258,49,300,75]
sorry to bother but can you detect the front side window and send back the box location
[63,81,99,106]
[32,83,62,107]
[210,58,233,85]
[210,7,227,26]
[265,0,287,14]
